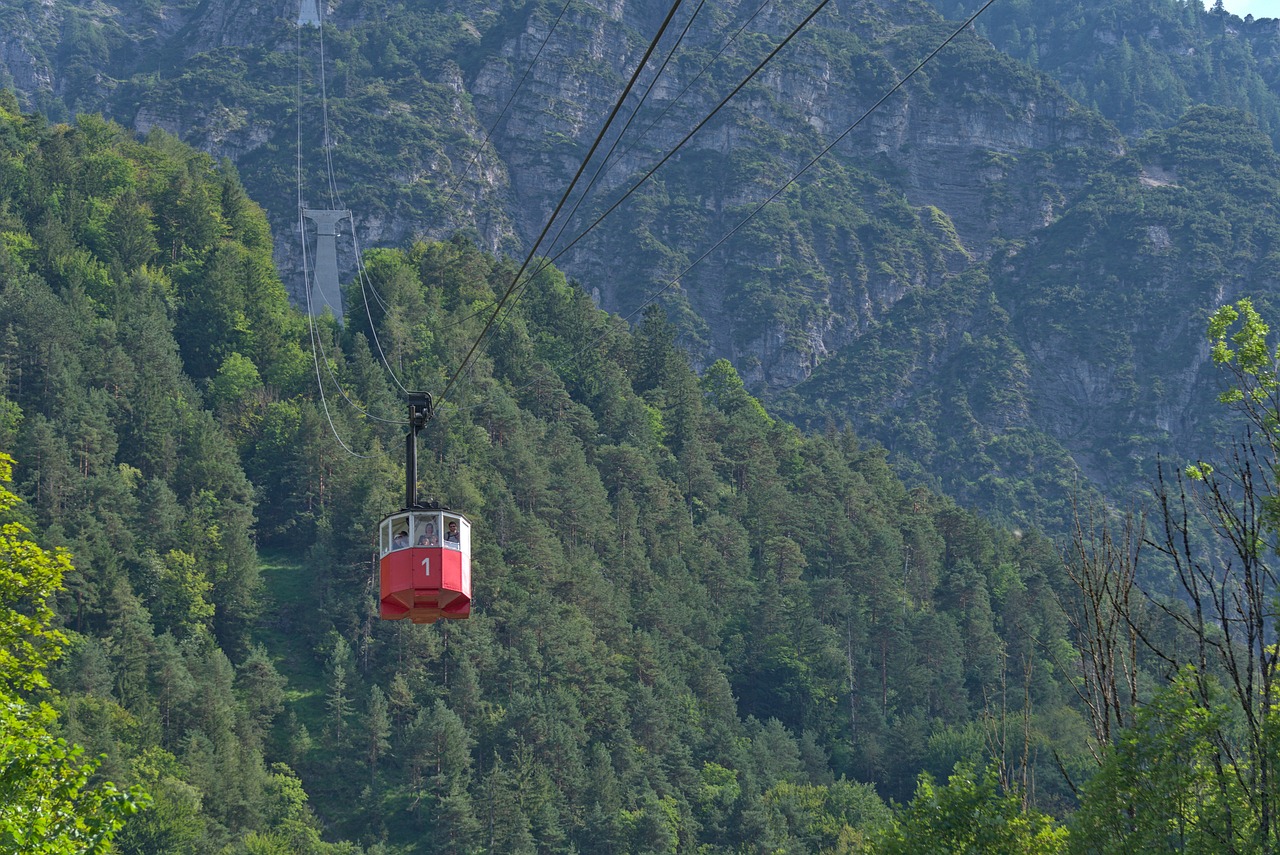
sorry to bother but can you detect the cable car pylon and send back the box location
[377,393,473,623]
[298,0,320,27]
[303,208,350,324]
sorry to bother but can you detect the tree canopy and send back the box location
[0,451,145,854]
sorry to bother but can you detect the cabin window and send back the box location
[441,514,468,553]
[413,513,442,547]
[442,515,461,549]
[389,514,411,552]
[381,512,468,557]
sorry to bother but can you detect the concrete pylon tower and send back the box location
[303,209,350,325]
[298,0,321,26]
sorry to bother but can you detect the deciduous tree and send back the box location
[0,452,145,853]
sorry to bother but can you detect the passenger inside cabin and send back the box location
[417,523,439,547]
[445,520,460,546]
[392,529,409,549]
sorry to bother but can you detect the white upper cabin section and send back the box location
[380,511,471,558]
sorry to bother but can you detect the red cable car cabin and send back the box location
[378,509,471,623]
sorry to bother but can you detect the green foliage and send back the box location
[1206,299,1280,434]
[932,0,1280,143]
[0,96,1090,850]
[0,705,142,855]
[148,549,215,641]
[0,453,146,854]
[760,778,893,853]
[0,104,343,851]
[701,358,772,425]
[1087,298,1280,852]
[876,763,1067,855]
[0,452,69,691]
[1069,670,1238,854]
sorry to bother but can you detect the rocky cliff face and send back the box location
[784,103,1280,524]
[458,0,1120,390]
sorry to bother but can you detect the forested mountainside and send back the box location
[782,105,1280,522]
[0,99,1087,852]
[931,0,1280,141]
[10,89,1280,853]
[0,0,1127,519]
[0,0,1118,383]
[9,0,1280,527]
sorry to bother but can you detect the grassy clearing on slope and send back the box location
[256,550,326,730]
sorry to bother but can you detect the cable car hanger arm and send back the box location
[405,391,435,510]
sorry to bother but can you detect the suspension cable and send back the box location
[435,0,576,221]
[307,4,416,398]
[402,0,776,338]
[298,17,394,448]
[602,0,775,189]
[437,0,692,407]
[606,0,1003,327]
[316,1,341,209]
[490,0,834,334]
[507,0,1001,395]
[298,164,376,455]
[540,0,709,262]
[350,226,412,394]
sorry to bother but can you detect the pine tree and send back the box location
[237,645,286,750]
[149,634,197,751]
[105,191,158,271]
[365,685,392,785]
[413,701,479,853]
[104,576,156,714]
[325,637,355,746]
[482,758,536,854]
